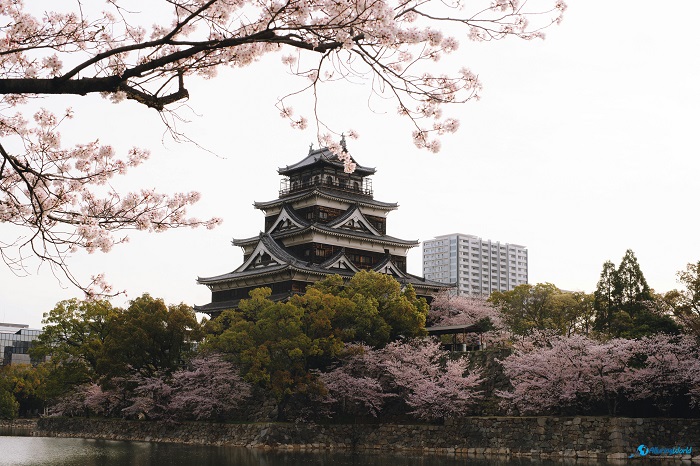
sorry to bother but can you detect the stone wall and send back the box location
[0,419,38,430]
[35,417,700,460]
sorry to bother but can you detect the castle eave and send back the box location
[254,188,398,212]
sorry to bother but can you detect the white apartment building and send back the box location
[422,233,528,295]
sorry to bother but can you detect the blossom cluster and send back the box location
[498,333,700,415]
[1,0,565,161]
[0,106,221,292]
[0,0,564,286]
[50,354,251,420]
[320,339,483,420]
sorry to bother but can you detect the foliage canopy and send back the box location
[204,271,428,403]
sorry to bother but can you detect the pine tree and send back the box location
[593,250,678,338]
[613,249,652,309]
[593,261,617,334]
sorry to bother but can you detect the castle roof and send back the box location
[196,144,446,315]
[278,147,375,176]
[254,187,398,211]
[196,232,450,311]
[234,203,418,249]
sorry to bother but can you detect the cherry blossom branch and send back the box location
[0,0,565,290]
[0,107,221,294]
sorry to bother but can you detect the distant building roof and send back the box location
[0,323,33,334]
[426,324,481,336]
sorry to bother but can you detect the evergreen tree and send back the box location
[593,250,678,338]
[593,261,617,334]
[614,249,652,309]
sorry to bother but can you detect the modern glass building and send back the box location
[0,323,43,365]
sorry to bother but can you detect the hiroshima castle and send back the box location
[195,142,449,317]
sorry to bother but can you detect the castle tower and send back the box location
[195,145,449,317]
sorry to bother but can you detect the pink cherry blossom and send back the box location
[0,0,565,289]
[321,339,483,420]
[499,333,700,415]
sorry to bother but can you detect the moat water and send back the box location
[0,429,633,466]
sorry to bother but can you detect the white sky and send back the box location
[2,0,699,328]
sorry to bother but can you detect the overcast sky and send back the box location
[2,1,699,328]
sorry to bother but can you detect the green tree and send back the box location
[593,250,679,338]
[205,288,340,407]
[338,271,428,343]
[204,271,429,417]
[614,249,652,310]
[34,295,203,401]
[593,260,617,333]
[489,283,594,336]
[662,261,700,338]
[32,298,119,397]
[0,367,19,419]
[0,388,18,419]
[0,364,47,417]
[101,295,203,378]
[570,291,596,336]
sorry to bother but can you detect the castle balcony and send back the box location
[279,176,373,198]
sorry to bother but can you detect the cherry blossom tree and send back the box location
[381,339,483,420]
[623,334,700,413]
[120,375,173,419]
[0,105,222,294]
[167,353,252,421]
[321,339,483,420]
[121,354,251,420]
[499,333,700,416]
[428,292,505,347]
[53,354,251,420]
[49,382,123,417]
[498,335,639,415]
[429,292,502,327]
[0,0,565,291]
[317,344,389,417]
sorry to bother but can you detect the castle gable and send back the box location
[327,205,382,236]
[267,204,309,235]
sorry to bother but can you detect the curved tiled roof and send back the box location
[198,233,434,288]
[318,248,360,273]
[269,224,419,248]
[324,204,380,236]
[279,203,310,227]
[194,292,295,313]
[254,187,398,211]
[278,147,375,176]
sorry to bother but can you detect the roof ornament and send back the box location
[308,143,314,154]
[340,133,347,152]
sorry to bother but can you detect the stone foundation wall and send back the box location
[0,419,38,430]
[35,417,700,460]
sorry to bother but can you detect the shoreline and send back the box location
[30,416,700,461]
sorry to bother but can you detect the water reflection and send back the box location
[0,439,463,466]
[0,436,626,466]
